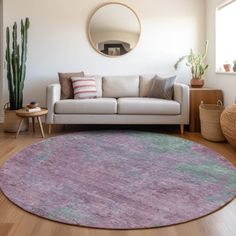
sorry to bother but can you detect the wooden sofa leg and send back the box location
[48,124,52,135]
[180,124,184,135]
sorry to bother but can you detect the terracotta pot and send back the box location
[223,64,232,72]
[4,108,29,133]
[190,79,204,88]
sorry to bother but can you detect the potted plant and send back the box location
[223,62,232,72]
[174,41,209,88]
[3,18,30,132]
[233,60,236,72]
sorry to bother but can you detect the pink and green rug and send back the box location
[1,131,236,229]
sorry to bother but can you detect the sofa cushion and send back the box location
[148,75,176,100]
[71,77,97,99]
[118,97,180,115]
[103,76,139,98]
[139,75,156,97]
[55,98,117,114]
[58,71,84,99]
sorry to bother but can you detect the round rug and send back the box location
[1,131,236,229]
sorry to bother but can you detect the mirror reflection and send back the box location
[88,3,141,57]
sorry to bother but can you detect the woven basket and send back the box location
[199,100,226,142]
[220,104,236,148]
[3,103,28,133]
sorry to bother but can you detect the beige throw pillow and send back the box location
[148,75,176,100]
[58,71,84,99]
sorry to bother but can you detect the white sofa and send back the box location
[46,75,189,134]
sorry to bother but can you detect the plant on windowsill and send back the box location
[174,41,209,88]
[223,62,232,72]
[233,60,236,72]
[3,18,30,133]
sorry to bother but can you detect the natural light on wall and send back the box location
[216,0,236,73]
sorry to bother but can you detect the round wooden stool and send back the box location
[15,108,48,138]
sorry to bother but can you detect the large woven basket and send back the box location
[199,101,225,142]
[3,103,28,133]
[220,104,236,148]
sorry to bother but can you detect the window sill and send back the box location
[216,72,236,75]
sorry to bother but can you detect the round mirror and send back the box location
[88,3,141,57]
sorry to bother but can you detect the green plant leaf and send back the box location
[174,41,209,80]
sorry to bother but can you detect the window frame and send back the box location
[215,0,236,74]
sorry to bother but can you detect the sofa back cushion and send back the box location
[102,76,139,98]
[139,75,156,97]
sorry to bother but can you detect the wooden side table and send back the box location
[190,88,223,132]
[15,109,48,138]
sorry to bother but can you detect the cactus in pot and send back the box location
[4,18,30,133]
[5,17,30,110]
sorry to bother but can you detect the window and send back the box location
[216,0,236,73]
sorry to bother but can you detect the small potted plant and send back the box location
[4,18,30,132]
[174,41,209,88]
[223,62,232,72]
[233,60,236,72]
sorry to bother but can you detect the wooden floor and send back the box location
[0,124,236,236]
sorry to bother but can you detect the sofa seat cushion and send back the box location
[118,97,180,115]
[55,98,117,114]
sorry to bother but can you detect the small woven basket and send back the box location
[199,100,225,142]
[220,104,236,148]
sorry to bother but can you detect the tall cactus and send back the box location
[5,18,30,110]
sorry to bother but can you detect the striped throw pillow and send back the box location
[71,77,97,99]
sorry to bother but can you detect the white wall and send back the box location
[0,0,206,121]
[206,0,236,106]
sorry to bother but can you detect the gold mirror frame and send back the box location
[88,2,141,58]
